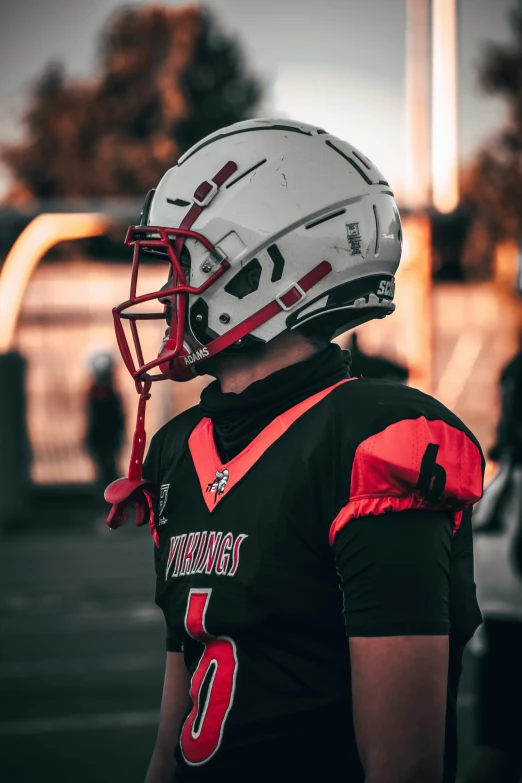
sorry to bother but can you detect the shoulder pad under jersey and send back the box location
[328,378,484,543]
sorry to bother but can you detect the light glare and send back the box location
[432,0,459,213]
[0,213,109,353]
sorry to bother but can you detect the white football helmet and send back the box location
[113,118,402,384]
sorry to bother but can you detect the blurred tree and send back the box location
[461,11,522,276]
[177,12,261,154]
[2,5,261,202]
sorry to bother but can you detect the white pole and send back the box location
[405,0,431,210]
[432,0,459,213]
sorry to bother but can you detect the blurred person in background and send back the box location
[488,329,522,467]
[85,351,125,491]
[466,334,522,783]
[105,119,483,783]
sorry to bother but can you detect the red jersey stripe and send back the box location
[329,416,483,545]
[189,378,356,513]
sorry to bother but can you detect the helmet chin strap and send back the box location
[164,260,334,381]
[104,375,161,546]
[128,375,152,481]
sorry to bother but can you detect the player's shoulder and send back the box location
[329,377,480,449]
[327,379,484,540]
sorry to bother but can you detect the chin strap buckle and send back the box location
[276,282,307,311]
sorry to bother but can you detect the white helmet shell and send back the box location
[147,117,402,349]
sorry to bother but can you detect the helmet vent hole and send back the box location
[267,244,285,283]
[224,258,262,299]
[225,159,267,189]
[352,150,372,170]
[166,197,190,207]
[325,140,373,186]
[179,125,311,166]
[305,209,347,230]
[373,205,380,255]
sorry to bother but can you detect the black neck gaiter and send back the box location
[198,343,351,462]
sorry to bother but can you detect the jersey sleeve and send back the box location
[329,412,484,545]
[327,382,484,639]
[333,509,453,636]
[332,506,482,639]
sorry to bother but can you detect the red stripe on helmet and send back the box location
[166,260,333,378]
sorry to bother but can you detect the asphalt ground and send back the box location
[0,505,481,783]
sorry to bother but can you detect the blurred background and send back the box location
[1,1,521,781]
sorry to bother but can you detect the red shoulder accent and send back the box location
[189,378,356,512]
[329,417,483,545]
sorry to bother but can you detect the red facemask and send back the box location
[113,160,239,386]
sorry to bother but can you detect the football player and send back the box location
[84,351,125,490]
[105,119,484,783]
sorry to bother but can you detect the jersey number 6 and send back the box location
[180,588,238,765]
[416,443,447,502]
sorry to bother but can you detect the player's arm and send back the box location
[145,651,191,783]
[332,508,458,783]
[350,634,448,782]
[329,395,483,780]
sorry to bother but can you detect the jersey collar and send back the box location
[188,378,355,512]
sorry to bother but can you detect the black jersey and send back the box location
[143,377,483,782]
